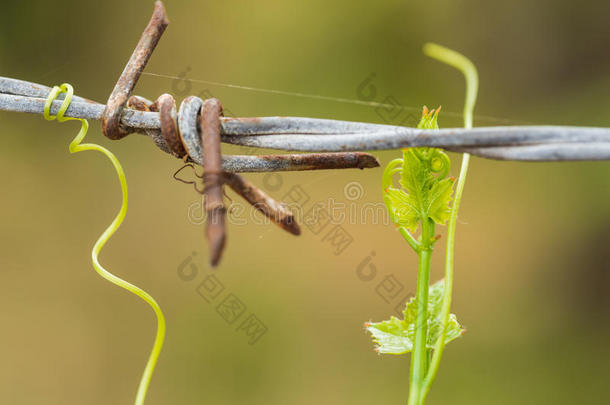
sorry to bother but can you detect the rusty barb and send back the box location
[101,1,169,141]
[1,1,610,265]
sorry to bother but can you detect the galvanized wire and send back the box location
[2,76,610,162]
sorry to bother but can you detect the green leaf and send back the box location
[382,106,454,232]
[384,187,420,232]
[417,106,441,130]
[383,107,453,232]
[396,148,454,228]
[427,177,454,225]
[366,279,463,355]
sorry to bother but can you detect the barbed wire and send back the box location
[1,0,609,168]
[2,77,609,163]
[2,0,609,267]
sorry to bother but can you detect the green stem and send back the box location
[419,42,478,403]
[420,153,470,402]
[399,227,421,251]
[408,218,435,405]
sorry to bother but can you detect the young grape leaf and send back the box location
[427,177,454,225]
[417,105,441,130]
[383,107,454,232]
[384,187,420,232]
[366,279,463,355]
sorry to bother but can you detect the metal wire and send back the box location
[0,79,379,172]
[2,76,610,162]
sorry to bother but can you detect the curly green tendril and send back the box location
[44,84,166,405]
[420,43,478,401]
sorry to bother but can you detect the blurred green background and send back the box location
[1,0,609,404]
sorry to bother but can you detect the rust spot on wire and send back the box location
[258,152,379,170]
[155,94,187,158]
[223,117,263,125]
[127,95,152,111]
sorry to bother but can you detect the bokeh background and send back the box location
[1,0,609,404]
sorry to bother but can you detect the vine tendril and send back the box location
[44,84,166,405]
[420,43,478,401]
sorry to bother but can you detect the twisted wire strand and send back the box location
[43,84,165,405]
[2,76,610,161]
[124,91,380,171]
